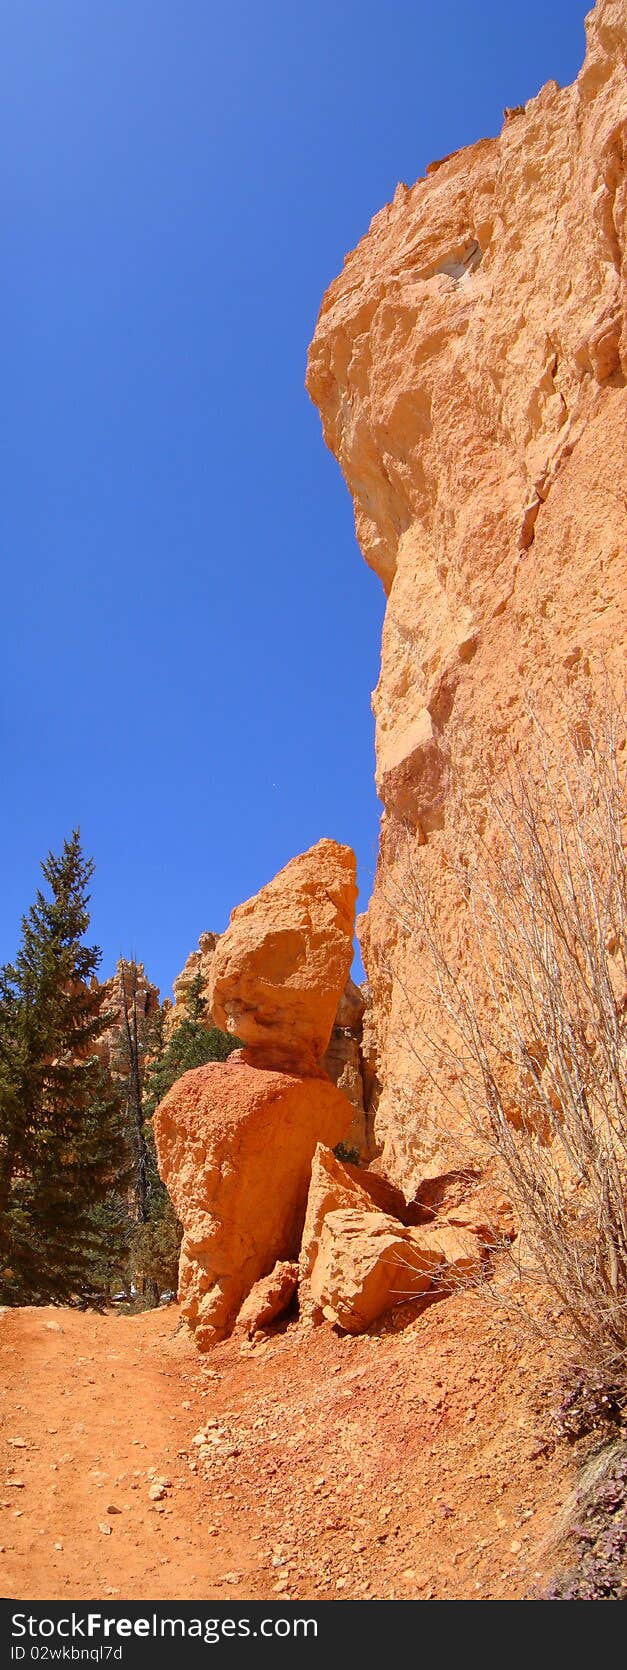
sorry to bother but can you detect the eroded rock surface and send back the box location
[96,960,160,1071]
[308,1208,437,1334]
[235,1260,299,1338]
[208,839,357,1073]
[307,0,627,1190]
[167,927,371,1151]
[321,977,371,1158]
[154,1058,350,1346]
[162,932,219,1038]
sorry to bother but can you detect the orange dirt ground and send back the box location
[0,1295,590,1601]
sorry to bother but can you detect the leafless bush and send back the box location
[388,687,627,1379]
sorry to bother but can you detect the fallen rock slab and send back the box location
[415,1223,485,1288]
[307,1207,486,1332]
[300,1143,411,1283]
[308,1208,439,1333]
[300,1146,380,1281]
[235,1260,299,1338]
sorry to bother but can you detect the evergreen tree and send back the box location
[107,959,162,1225]
[101,958,164,1304]
[0,831,130,1304]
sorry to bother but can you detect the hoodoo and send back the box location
[153,840,357,1345]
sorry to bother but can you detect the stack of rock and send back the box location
[163,930,371,1158]
[154,839,500,1349]
[153,839,357,1348]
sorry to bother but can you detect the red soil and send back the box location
[0,1295,584,1601]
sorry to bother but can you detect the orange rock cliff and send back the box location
[306,0,626,1193]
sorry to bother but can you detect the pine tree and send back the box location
[0,831,130,1304]
[142,971,238,1118]
[101,958,164,1304]
[107,959,162,1226]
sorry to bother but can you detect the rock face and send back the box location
[307,0,627,1191]
[209,839,357,1072]
[321,977,370,1158]
[96,960,160,1071]
[154,1058,351,1347]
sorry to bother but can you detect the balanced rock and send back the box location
[153,1058,350,1347]
[208,839,357,1071]
[235,1260,299,1338]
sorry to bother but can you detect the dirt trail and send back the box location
[0,1295,580,1600]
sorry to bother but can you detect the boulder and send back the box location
[153,1057,351,1347]
[308,1209,439,1333]
[306,1204,485,1332]
[208,839,357,1071]
[414,1223,485,1287]
[343,1160,411,1222]
[235,1260,299,1338]
[299,1143,410,1280]
[300,1145,375,1280]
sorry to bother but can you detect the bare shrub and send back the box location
[388,686,627,1379]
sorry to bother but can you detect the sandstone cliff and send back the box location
[307,0,626,1192]
[162,932,219,1039]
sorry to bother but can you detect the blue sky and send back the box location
[0,0,590,995]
